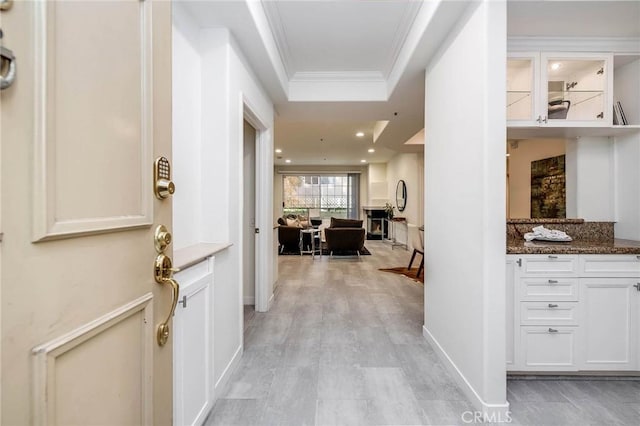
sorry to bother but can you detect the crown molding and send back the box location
[508,36,640,53]
[383,1,423,78]
[261,0,294,78]
[246,1,290,97]
[290,71,386,83]
[288,71,387,102]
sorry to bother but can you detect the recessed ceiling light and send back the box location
[551,63,561,71]
[360,159,366,163]
[275,148,282,153]
[356,132,365,138]
[368,148,375,153]
[285,159,291,163]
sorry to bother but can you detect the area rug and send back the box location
[379,267,424,284]
[279,245,371,256]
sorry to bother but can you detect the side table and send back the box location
[300,228,321,259]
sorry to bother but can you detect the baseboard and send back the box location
[214,344,242,400]
[243,296,255,305]
[268,292,275,310]
[423,326,511,422]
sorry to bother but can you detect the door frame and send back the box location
[242,97,273,313]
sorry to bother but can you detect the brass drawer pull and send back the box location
[548,304,558,308]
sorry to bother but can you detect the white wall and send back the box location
[565,136,614,221]
[424,0,507,418]
[200,27,275,390]
[173,11,275,397]
[386,152,423,226]
[507,139,566,218]
[172,6,202,250]
[614,133,640,239]
[367,163,388,206]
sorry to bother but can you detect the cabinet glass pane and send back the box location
[507,59,534,121]
[546,59,606,121]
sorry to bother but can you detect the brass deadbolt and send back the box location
[156,179,175,199]
[154,225,172,253]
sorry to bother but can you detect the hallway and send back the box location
[204,241,640,425]
[206,241,474,425]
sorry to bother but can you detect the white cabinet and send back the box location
[581,278,639,370]
[507,52,613,127]
[506,257,515,368]
[520,326,578,371]
[173,258,214,426]
[508,254,640,372]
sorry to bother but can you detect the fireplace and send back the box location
[363,207,388,240]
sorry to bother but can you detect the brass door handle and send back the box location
[154,253,180,346]
[0,45,16,90]
[157,277,179,346]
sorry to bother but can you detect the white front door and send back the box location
[1,0,174,424]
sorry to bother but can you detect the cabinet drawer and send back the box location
[519,277,579,301]
[520,302,578,325]
[520,255,578,277]
[520,326,578,371]
[580,255,640,277]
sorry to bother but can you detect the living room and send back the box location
[272,148,425,257]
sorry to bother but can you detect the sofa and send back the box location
[277,215,314,254]
[324,217,366,256]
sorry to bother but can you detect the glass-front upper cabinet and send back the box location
[507,53,539,125]
[507,52,612,127]
[541,53,612,126]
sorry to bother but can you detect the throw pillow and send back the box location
[286,218,299,227]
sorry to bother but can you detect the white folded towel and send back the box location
[524,225,573,242]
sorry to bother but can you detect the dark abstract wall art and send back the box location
[531,155,566,218]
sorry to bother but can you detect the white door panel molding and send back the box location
[32,293,154,426]
[32,0,153,241]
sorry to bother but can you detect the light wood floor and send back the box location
[206,241,640,425]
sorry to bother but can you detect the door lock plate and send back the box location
[154,156,175,199]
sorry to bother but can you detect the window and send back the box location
[283,174,359,219]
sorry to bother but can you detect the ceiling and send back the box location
[178,0,640,167]
[263,1,421,77]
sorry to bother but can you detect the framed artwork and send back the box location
[531,155,566,218]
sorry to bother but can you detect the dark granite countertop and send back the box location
[507,238,640,255]
[507,218,585,224]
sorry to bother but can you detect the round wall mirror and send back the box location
[396,180,407,212]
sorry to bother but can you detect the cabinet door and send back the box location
[519,255,579,277]
[520,326,578,371]
[507,52,540,126]
[173,260,214,426]
[541,53,613,127]
[580,254,640,278]
[506,258,516,369]
[580,278,639,370]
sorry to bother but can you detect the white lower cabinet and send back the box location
[173,258,214,426]
[508,254,640,372]
[506,258,515,368]
[580,278,639,370]
[520,326,578,371]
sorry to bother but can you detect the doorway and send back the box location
[242,120,257,317]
